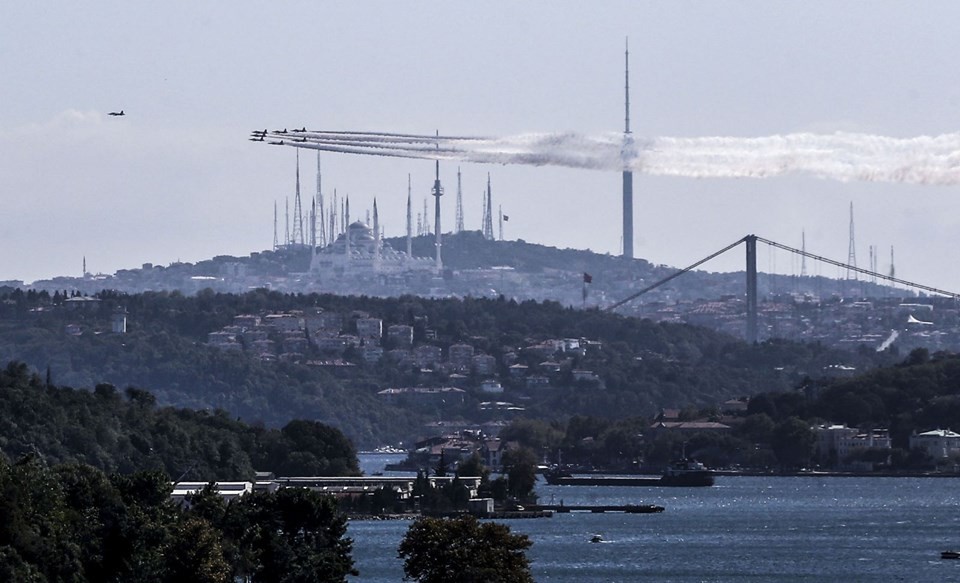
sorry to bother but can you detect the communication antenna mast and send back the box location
[455,167,464,233]
[423,199,430,235]
[285,198,290,247]
[483,174,494,240]
[292,150,304,245]
[846,201,857,279]
[273,201,278,250]
[481,188,487,235]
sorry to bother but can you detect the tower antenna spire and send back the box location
[625,37,631,135]
[455,166,464,233]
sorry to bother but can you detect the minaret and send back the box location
[455,166,464,233]
[406,174,413,258]
[83,256,87,277]
[310,198,317,262]
[374,198,381,266]
[316,152,326,247]
[622,38,635,259]
[432,159,444,272]
[292,150,304,245]
[344,196,351,260]
[329,189,338,245]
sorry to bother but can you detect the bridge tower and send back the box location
[746,235,758,344]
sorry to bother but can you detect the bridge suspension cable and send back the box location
[605,237,747,311]
[606,234,960,312]
[754,236,959,299]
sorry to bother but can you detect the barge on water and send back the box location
[544,459,715,487]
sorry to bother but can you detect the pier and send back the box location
[530,504,664,514]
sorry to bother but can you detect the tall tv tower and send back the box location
[432,159,444,272]
[622,38,634,259]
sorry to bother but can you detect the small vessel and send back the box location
[590,534,604,543]
[942,550,960,560]
[660,458,715,487]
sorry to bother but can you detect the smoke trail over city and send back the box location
[253,129,960,186]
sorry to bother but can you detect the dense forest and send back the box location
[0,361,358,480]
[0,287,895,448]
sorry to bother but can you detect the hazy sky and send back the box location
[3,2,960,292]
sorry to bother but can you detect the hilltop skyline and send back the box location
[2,3,960,290]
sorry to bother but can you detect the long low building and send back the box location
[171,475,483,503]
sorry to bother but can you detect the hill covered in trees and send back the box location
[0,287,895,448]
[0,361,358,480]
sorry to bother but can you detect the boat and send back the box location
[590,534,604,543]
[544,459,714,487]
[659,458,716,487]
[942,550,960,560]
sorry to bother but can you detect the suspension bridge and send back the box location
[606,234,960,343]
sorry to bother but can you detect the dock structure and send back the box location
[530,504,664,514]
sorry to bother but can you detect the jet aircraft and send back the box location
[108,110,125,116]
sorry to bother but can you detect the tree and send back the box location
[397,515,533,583]
[500,446,538,501]
[219,487,357,583]
[771,417,815,470]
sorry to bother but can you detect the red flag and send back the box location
[583,273,592,284]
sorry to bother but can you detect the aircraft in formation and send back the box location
[108,110,125,116]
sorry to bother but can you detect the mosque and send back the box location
[308,200,437,281]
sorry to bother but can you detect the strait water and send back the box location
[351,454,960,582]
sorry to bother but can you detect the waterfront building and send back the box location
[910,428,960,459]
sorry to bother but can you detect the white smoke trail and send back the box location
[257,129,960,185]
